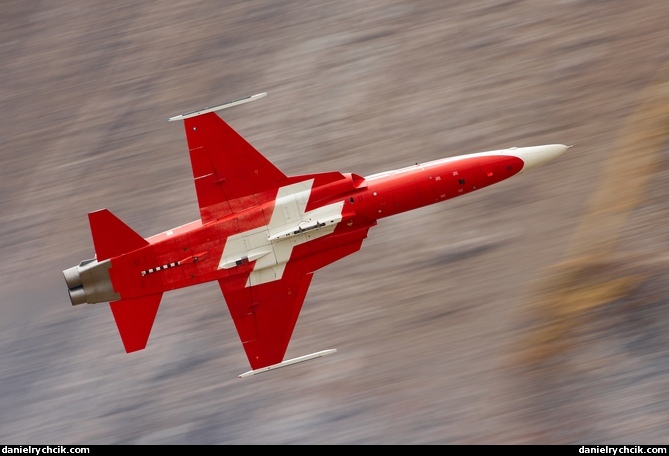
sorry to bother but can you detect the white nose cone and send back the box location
[511,144,569,173]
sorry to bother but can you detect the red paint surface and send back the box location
[88,111,528,371]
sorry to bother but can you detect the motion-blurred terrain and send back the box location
[2,0,669,444]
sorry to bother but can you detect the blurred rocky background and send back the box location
[2,0,669,444]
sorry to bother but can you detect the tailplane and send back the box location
[65,209,148,305]
[88,209,148,261]
[86,209,161,353]
[110,293,163,353]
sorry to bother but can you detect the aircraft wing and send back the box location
[218,226,372,372]
[184,112,287,224]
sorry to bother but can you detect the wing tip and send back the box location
[238,349,337,378]
[168,92,267,122]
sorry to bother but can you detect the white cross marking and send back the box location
[219,179,345,287]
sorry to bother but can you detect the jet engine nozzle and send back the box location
[62,258,120,306]
[68,286,87,306]
[63,265,82,289]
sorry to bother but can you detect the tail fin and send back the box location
[110,293,163,353]
[88,209,148,261]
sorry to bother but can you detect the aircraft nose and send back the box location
[510,144,569,173]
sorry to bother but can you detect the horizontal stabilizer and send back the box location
[88,209,148,261]
[110,293,163,353]
[239,349,337,378]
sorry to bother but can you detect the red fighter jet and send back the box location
[63,92,568,378]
